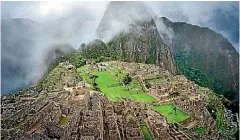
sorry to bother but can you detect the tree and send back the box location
[90,75,98,83]
[63,52,86,68]
[93,82,98,91]
[90,75,99,90]
[173,107,177,115]
[122,74,132,85]
[122,74,132,91]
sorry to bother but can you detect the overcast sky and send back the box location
[1,1,239,50]
[1,1,239,94]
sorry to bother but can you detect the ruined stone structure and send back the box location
[1,61,237,140]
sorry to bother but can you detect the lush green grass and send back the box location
[94,72,156,102]
[77,65,93,84]
[216,107,224,130]
[152,104,190,123]
[195,127,206,134]
[140,122,152,140]
[77,65,156,102]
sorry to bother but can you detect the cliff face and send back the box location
[159,17,239,94]
[96,2,177,75]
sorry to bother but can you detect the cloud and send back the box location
[1,1,239,93]
[2,1,238,47]
[96,1,155,42]
[144,1,239,51]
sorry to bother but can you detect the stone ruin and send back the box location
[1,61,237,140]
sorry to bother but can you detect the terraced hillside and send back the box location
[77,64,156,102]
[1,61,238,140]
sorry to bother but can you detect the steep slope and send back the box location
[158,17,239,96]
[82,39,108,59]
[96,2,177,75]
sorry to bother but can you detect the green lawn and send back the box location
[94,72,156,102]
[140,122,152,140]
[195,127,206,134]
[152,104,190,123]
[77,65,156,102]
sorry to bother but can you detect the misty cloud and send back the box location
[1,1,239,94]
[2,1,238,48]
[96,1,156,42]
[145,1,239,51]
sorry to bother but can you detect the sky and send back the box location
[1,1,239,51]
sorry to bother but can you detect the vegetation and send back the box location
[140,121,152,140]
[77,65,156,102]
[81,39,111,60]
[195,127,206,134]
[107,33,129,61]
[175,51,239,114]
[216,107,225,130]
[174,52,209,87]
[79,33,160,65]
[152,104,190,123]
[59,115,69,125]
[38,65,66,91]
[145,39,157,64]
[207,92,225,130]
[122,73,132,85]
[94,72,155,102]
[174,51,238,99]
[62,52,86,68]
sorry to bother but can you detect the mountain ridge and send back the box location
[96,1,178,75]
[157,16,239,108]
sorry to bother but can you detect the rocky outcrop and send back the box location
[96,2,177,75]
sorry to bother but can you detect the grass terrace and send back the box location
[140,121,152,140]
[152,104,190,123]
[77,65,156,102]
[195,127,206,134]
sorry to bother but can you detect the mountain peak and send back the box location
[96,1,154,41]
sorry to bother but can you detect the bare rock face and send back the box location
[96,2,177,75]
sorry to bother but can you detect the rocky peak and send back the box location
[96,1,177,75]
[96,1,154,41]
